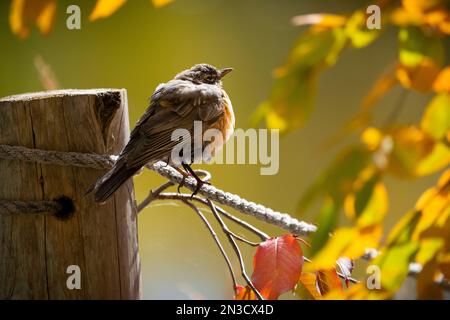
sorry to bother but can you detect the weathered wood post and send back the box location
[0,89,141,299]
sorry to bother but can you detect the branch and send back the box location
[207,199,264,300]
[179,199,238,295]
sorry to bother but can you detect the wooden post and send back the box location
[0,89,141,299]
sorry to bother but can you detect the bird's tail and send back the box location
[87,161,138,203]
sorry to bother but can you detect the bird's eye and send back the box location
[206,75,214,83]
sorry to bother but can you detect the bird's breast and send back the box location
[202,89,235,161]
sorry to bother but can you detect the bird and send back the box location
[89,64,235,203]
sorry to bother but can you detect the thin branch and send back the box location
[207,199,264,300]
[141,190,270,241]
[180,199,238,295]
[137,181,174,212]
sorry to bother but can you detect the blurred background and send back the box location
[0,0,446,299]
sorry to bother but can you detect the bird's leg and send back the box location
[164,156,170,167]
[173,166,189,193]
[182,162,210,198]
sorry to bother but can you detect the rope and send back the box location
[0,144,317,235]
[0,144,115,169]
[0,196,75,220]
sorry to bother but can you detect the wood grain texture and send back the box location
[0,89,141,299]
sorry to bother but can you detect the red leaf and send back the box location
[234,285,257,300]
[252,235,304,299]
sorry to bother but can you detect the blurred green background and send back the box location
[0,0,442,299]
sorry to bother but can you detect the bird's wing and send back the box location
[120,80,225,169]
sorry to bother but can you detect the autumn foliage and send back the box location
[6,0,450,300]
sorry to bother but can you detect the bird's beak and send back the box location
[219,68,233,79]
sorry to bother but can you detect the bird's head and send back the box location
[175,64,233,85]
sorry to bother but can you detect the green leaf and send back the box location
[375,242,419,292]
[254,27,347,134]
[421,94,450,141]
[398,26,444,67]
[310,197,338,256]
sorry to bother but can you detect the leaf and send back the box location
[387,210,421,249]
[345,173,389,228]
[298,272,322,300]
[9,0,57,38]
[298,146,370,213]
[310,197,338,256]
[420,94,450,141]
[412,169,450,238]
[252,235,304,300]
[396,59,441,93]
[316,269,343,295]
[398,26,444,67]
[415,142,450,176]
[345,10,380,48]
[433,67,450,93]
[388,126,436,177]
[90,0,127,21]
[255,27,347,134]
[310,225,382,270]
[374,242,420,292]
[234,285,257,300]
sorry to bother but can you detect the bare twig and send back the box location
[137,181,174,212]
[180,199,238,295]
[207,199,264,300]
[153,192,270,241]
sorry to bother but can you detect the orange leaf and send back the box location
[316,268,343,295]
[90,0,127,21]
[396,59,441,93]
[433,67,450,93]
[234,285,257,300]
[9,0,57,39]
[252,235,304,300]
[298,272,322,299]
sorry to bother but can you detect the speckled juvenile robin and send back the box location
[90,64,235,202]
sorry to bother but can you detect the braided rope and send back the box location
[0,144,316,235]
[0,144,115,169]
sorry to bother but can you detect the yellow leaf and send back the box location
[421,94,450,140]
[415,238,444,265]
[374,242,419,292]
[388,126,435,177]
[415,142,450,176]
[9,0,57,39]
[310,225,382,270]
[89,0,127,21]
[433,67,450,93]
[345,10,380,48]
[151,0,173,8]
